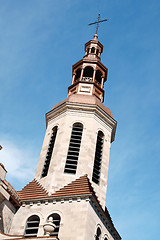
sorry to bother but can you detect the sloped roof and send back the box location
[51,94,113,118]
[18,179,49,200]
[52,175,93,197]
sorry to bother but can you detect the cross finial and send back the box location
[89,13,109,37]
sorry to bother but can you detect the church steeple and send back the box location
[0,15,121,240]
[32,34,117,211]
[68,35,108,102]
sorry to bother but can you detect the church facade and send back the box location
[0,34,121,240]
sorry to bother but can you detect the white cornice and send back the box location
[46,101,117,142]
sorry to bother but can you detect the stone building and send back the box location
[0,34,121,240]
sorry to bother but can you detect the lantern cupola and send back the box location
[68,34,108,102]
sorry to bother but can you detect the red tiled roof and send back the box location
[51,175,94,198]
[18,179,49,200]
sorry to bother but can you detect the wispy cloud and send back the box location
[0,136,37,190]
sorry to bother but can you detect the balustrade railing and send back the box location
[82,77,93,82]
[94,79,101,86]
[74,77,101,87]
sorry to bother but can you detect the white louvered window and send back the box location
[92,131,104,184]
[24,215,40,237]
[41,126,58,178]
[47,213,61,236]
[64,123,83,174]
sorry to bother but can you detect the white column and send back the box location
[101,77,104,88]
[71,73,76,85]
[80,68,84,81]
[93,69,96,83]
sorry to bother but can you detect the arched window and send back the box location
[83,66,94,78]
[64,123,83,174]
[47,213,61,236]
[24,215,40,237]
[91,47,95,53]
[41,126,58,178]
[95,70,102,85]
[95,227,101,240]
[75,68,81,81]
[87,48,90,54]
[92,131,104,184]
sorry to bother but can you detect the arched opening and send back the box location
[95,70,102,85]
[47,213,61,236]
[92,131,104,184]
[91,47,95,53]
[24,215,40,237]
[87,48,90,54]
[41,126,58,178]
[64,123,83,174]
[95,227,101,240]
[83,66,94,78]
[75,68,81,81]
[96,49,99,55]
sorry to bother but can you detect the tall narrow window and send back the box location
[92,131,104,184]
[64,123,83,174]
[24,215,40,237]
[47,213,61,237]
[41,126,58,178]
[95,227,101,240]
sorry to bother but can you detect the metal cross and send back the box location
[88,13,108,35]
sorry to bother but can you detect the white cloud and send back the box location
[0,136,37,189]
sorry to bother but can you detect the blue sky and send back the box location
[0,0,160,239]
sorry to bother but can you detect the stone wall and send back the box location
[9,198,115,240]
[35,103,114,209]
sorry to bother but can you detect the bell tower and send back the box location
[68,34,107,102]
[34,34,117,209]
